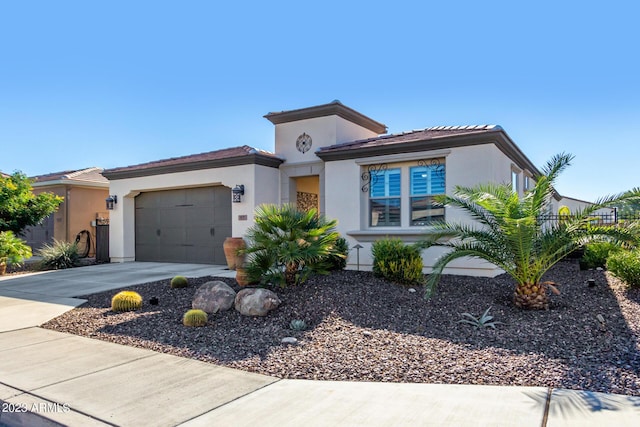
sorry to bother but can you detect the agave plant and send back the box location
[420,153,640,310]
[458,307,502,329]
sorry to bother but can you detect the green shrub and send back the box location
[0,231,32,273]
[37,239,78,270]
[244,204,341,287]
[580,241,621,270]
[111,291,143,312]
[372,238,424,285]
[607,250,640,288]
[170,275,188,288]
[326,236,349,271]
[183,309,208,327]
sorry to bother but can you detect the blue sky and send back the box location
[1,1,638,202]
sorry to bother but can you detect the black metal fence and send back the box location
[538,213,640,225]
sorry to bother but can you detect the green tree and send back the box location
[0,172,63,235]
[243,204,343,287]
[419,153,640,310]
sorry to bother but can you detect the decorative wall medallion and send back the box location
[296,132,312,153]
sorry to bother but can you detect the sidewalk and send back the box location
[1,263,639,426]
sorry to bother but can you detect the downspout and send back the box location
[65,185,71,242]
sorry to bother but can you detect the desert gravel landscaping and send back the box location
[42,260,640,396]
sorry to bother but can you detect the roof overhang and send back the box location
[264,101,387,135]
[103,153,284,180]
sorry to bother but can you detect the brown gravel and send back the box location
[42,260,640,396]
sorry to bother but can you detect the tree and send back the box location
[419,153,640,310]
[0,172,63,235]
[243,204,343,287]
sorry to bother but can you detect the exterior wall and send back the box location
[324,143,519,277]
[108,164,279,262]
[28,185,108,256]
[274,116,379,165]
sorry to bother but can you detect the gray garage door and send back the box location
[135,187,232,264]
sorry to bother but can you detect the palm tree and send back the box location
[243,204,343,287]
[419,153,640,310]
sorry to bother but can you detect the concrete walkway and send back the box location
[0,263,639,426]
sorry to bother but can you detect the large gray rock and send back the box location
[234,288,281,316]
[192,281,236,314]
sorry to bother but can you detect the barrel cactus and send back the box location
[111,291,143,312]
[170,275,188,288]
[183,309,208,327]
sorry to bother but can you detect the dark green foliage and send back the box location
[607,250,640,288]
[170,275,188,288]
[372,238,424,286]
[326,236,349,271]
[0,231,32,268]
[37,239,78,270]
[580,242,621,270]
[243,204,342,287]
[111,291,143,312]
[0,172,63,235]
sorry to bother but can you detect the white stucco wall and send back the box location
[108,164,279,262]
[324,143,520,277]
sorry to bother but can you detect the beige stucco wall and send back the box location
[324,143,521,277]
[108,164,279,262]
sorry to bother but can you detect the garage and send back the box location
[134,186,232,264]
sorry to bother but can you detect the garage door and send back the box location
[135,187,232,264]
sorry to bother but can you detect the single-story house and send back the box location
[103,101,590,276]
[24,167,110,255]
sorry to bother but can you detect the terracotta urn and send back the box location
[223,237,246,270]
[235,253,251,286]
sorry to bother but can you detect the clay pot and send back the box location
[0,262,6,276]
[223,237,246,270]
[235,253,250,286]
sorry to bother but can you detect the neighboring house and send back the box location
[24,168,110,255]
[103,101,583,276]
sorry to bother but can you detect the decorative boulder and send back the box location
[192,281,236,314]
[234,288,281,316]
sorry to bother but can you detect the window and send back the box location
[370,168,401,226]
[511,170,519,193]
[524,175,531,191]
[410,164,445,225]
[366,159,446,227]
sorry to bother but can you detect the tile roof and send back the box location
[31,167,108,185]
[318,125,501,154]
[103,145,283,179]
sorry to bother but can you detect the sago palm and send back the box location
[420,153,640,310]
[243,204,343,287]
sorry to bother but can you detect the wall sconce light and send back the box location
[106,195,117,210]
[232,185,245,203]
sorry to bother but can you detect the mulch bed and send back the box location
[42,260,640,396]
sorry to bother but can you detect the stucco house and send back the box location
[24,167,109,255]
[103,101,587,276]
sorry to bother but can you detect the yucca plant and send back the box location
[37,239,78,270]
[243,204,343,287]
[420,153,640,310]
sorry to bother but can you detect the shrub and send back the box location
[289,319,308,331]
[183,309,208,327]
[37,239,78,270]
[111,291,143,312]
[244,204,341,287]
[579,241,622,270]
[326,236,349,271]
[0,231,32,273]
[372,238,424,286]
[607,250,640,288]
[170,275,188,288]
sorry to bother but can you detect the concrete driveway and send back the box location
[0,262,232,332]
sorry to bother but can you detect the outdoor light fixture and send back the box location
[232,185,245,203]
[105,195,117,210]
[353,244,363,271]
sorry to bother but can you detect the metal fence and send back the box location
[538,213,640,225]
